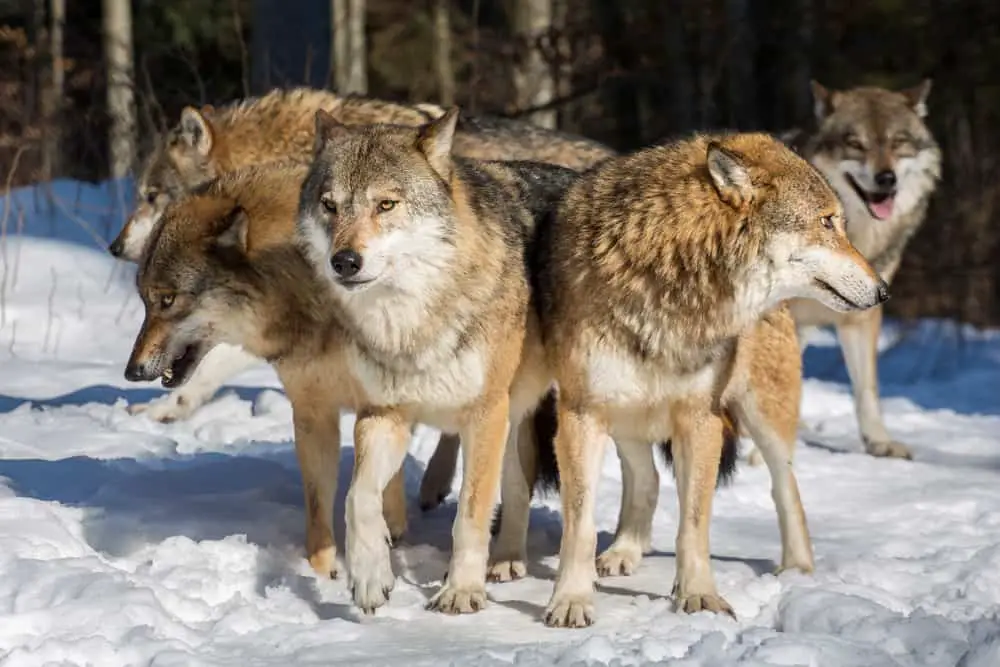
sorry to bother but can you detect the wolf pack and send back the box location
[106,77,941,627]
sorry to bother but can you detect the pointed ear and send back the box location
[900,79,932,118]
[179,106,214,156]
[313,109,353,154]
[810,80,839,122]
[416,106,459,181]
[215,205,249,253]
[707,142,754,210]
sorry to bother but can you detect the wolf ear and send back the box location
[215,205,250,253]
[901,79,932,118]
[179,106,214,157]
[313,109,352,154]
[810,80,840,122]
[707,142,754,210]
[416,106,460,181]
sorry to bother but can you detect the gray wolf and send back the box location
[295,108,578,616]
[109,87,614,425]
[532,131,889,627]
[784,80,941,460]
[122,160,415,581]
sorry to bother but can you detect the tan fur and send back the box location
[535,132,884,628]
[782,80,941,460]
[124,161,408,580]
[296,110,572,616]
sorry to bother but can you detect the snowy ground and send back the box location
[0,180,998,666]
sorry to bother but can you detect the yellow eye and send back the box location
[145,191,159,205]
[160,294,175,309]
[844,136,865,151]
[321,195,337,215]
[378,200,397,213]
[821,215,836,230]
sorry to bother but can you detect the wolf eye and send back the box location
[160,294,175,309]
[144,191,158,205]
[844,136,865,151]
[321,196,337,215]
[821,215,836,231]
[377,200,397,213]
[891,133,913,149]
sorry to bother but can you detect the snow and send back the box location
[0,179,998,666]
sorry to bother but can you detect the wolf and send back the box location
[781,80,942,460]
[110,87,614,425]
[122,160,421,581]
[532,132,889,628]
[295,108,576,616]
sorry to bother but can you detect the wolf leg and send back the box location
[127,343,259,423]
[290,401,343,579]
[543,404,606,628]
[670,402,734,617]
[488,416,536,582]
[345,409,411,614]
[836,307,912,459]
[597,439,657,577]
[418,432,461,511]
[428,395,510,615]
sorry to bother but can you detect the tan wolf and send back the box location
[782,80,942,460]
[109,87,613,425]
[122,160,421,581]
[294,108,575,616]
[533,132,889,628]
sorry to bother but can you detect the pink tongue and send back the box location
[868,197,895,220]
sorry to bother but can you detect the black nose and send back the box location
[109,238,124,257]
[877,279,891,304]
[331,249,363,278]
[124,362,147,382]
[874,170,896,190]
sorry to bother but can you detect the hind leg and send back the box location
[488,416,536,582]
[419,432,461,511]
[597,439,658,577]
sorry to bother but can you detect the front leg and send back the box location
[290,402,343,580]
[544,403,607,628]
[428,394,510,615]
[346,408,411,614]
[670,402,734,617]
[836,307,911,459]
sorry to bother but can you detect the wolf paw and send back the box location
[487,559,526,583]
[127,393,199,424]
[308,546,340,580]
[674,592,735,618]
[347,535,396,614]
[776,558,814,576]
[864,438,912,460]
[543,594,595,628]
[596,544,643,577]
[426,583,487,614]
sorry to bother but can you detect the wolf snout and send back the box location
[108,237,125,258]
[876,278,890,304]
[874,170,897,191]
[124,359,155,382]
[331,249,363,278]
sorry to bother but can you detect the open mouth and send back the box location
[813,279,863,310]
[161,343,204,388]
[845,174,896,221]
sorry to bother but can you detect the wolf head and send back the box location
[297,107,462,301]
[702,135,889,314]
[124,163,310,386]
[807,80,941,225]
[109,106,221,263]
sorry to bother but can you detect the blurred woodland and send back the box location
[0,0,998,325]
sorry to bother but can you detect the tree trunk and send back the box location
[552,0,573,130]
[665,3,693,135]
[40,0,64,179]
[433,0,455,106]
[725,0,756,129]
[333,0,367,94]
[102,0,136,180]
[790,0,814,126]
[512,0,556,129]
